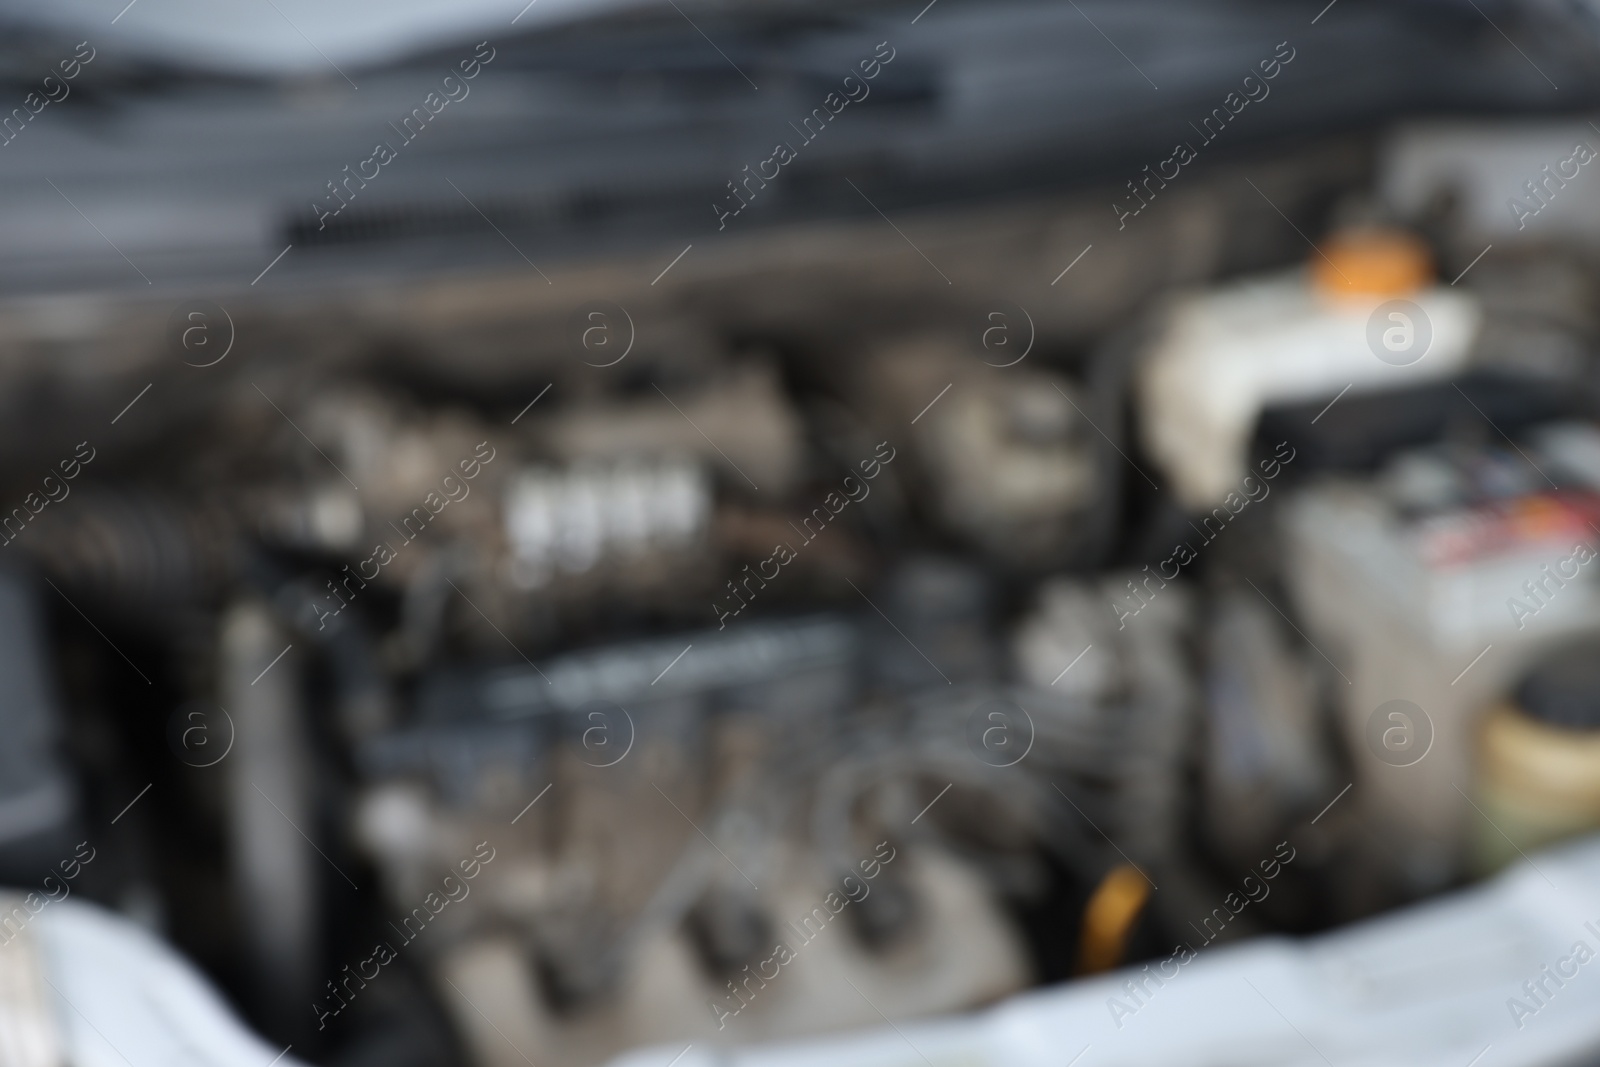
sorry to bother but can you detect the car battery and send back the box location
[1283,430,1600,899]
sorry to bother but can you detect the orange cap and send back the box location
[1311,228,1433,298]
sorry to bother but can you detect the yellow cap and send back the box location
[1076,863,1152,975]
[1311,228,1433,298]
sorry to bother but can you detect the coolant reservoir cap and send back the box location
[1514,644,1600,731]
[1310,228,1433,298]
